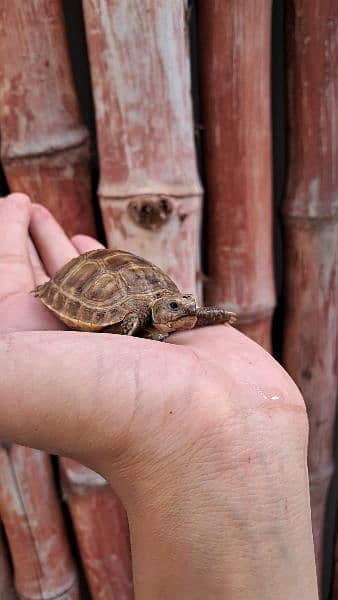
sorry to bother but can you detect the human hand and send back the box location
[0,193,102,333]
[0,194,317,599]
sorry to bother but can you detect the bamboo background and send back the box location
[0,1,337,599]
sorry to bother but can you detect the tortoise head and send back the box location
[150,294,197,333]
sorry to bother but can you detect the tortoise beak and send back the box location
[186,303,197,317]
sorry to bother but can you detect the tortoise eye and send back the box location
[169,301,179,310]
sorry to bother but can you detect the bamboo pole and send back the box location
[82,1,201,592]
[196,1,275,351]
[0,447,79,600]
[60,460,133,599]
[0,0,95,238]
[282,0,338,587]
[0,2,87,596]
[82,0,203,296]
[0,3,129,595]
[0,530,16,600]
[59,426,133,594]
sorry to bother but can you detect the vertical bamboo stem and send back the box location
[0,0,95,237]
[0,2,103,596]
[82,0,203,295]
[197,1,275,351]
[82,1,201,592]
[283,0,338,586]
[0,3,128,594]
[0,447,79,599]
[59,456,133,598]
[60,460,133,600]
[0,530,15,600]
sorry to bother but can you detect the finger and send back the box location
[27,237,49,285]
[29,204,78,276]
[0,194,34,297]
[71,234,105,254]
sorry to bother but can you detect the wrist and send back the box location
[102,360,318,600]
[105,401,318,600]
[126,474,318,600]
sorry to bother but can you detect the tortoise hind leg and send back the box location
[31,282,48,297]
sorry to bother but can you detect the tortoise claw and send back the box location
[142,331,169,342]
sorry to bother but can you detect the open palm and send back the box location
[0,192,303,489]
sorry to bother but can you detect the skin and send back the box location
[0,194,318,599]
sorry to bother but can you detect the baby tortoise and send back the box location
[33,249,236,341]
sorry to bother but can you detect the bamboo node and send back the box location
[127,195,174,231]
[1,127,90,163]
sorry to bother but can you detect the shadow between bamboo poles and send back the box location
[82,0,203,298]
[332,534,338,599]
[196,1,275,352]
[0,447,79,600]
[0,529,16,600]
[283,0,338,590]
[0,0,95,238]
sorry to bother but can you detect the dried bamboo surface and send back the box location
[0,0,95,238]
[61,460,133,600]
[0,2,132,595]
[197,1,275,351]
[81,2,201,593]
[0,2,103,596]
[0,447,79,600]
[83,0,202,296]
[60,454,133,595]
[0,530,16,600]
[283,0,338,586]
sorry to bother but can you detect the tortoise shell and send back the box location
[34,249,179,331]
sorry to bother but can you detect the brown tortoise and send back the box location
[33,249,236,341]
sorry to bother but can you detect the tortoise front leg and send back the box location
[104,311,149,336]
[196,307,237,327]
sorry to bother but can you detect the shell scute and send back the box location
[102,251,146,271]
[63,261,99,295]
[83,273,125,305]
